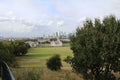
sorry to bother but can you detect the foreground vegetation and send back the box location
[13,67,83,80]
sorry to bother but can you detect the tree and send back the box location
[0,41,17,77]
[12,40,30,56]
[46,54,62,71]
[0,41,16,66]
[66,15,120,80]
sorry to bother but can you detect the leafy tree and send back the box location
[0,40,29,76]
[66,15,120,80]
[0,41,15,65]
[46,54,62,71]
[12,40,30,56]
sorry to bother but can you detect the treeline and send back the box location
[0,40,30,66]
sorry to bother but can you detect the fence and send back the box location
[0,61,15,80]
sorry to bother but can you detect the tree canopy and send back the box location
[0,40,30,65]
[0,41,15,65]
[67,15,120,80]
[12,40,30,56]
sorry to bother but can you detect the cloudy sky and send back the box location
[0,0,120,37]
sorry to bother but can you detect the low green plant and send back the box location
[46,54,62,71]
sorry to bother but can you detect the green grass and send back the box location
[16,46,73,67]
[14,46,84,80]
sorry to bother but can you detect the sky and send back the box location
[0,0,120,38]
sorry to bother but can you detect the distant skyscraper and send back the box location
[56,32,59,37]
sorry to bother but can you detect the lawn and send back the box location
[16,46,73,67]
[14,46,83,80]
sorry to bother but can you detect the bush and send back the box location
[46,54,62,71]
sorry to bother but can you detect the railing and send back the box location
[0,61,15,80]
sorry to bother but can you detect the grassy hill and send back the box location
[14,46,83,80]
[16,46,73,67]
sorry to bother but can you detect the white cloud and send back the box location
[6,11,14,17]
[39,20,54,26]
[0,16,17,22]
[47,20,53,26]
[57,20,64,27]
[0,17,9,22]
[0,22,34,33]
[77,16,87,23]
[0,15,34,34]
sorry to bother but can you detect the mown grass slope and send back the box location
[16,47,73,67]
[14,47,84,80]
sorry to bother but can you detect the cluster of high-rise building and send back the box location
[41,31,69,39]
